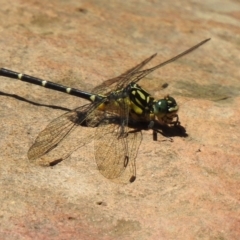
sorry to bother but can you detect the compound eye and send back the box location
[154,96,178,115]
[154,99,168,114]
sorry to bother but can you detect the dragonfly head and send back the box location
[153,95,179,124]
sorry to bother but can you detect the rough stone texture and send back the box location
[0,0,239,239]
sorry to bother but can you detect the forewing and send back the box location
[92,53,157,95]
[94,98,142,183]
[116,128,142,184]
[93,38,210,94]
[131,38,211,84]
[27,102,102,164]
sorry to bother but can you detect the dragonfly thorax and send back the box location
[127,83,154,114]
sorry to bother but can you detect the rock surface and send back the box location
[0,0,239,239]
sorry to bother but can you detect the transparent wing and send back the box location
[117,128,142,184]
[92,53,157,95]
[93,99,142,183]
[130,38,210,85]
[94,118,142,183]
[27,101,104,164]
[93,38,210,95]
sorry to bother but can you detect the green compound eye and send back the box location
[154,99,169,114]
[153,95,178,116]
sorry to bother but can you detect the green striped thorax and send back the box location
[127,83,179,124]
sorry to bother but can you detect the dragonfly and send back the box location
[0,38,210,183]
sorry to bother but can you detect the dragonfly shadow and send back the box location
[154,122,187,138]
[0,91,71,112]
[129,120,188,138]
